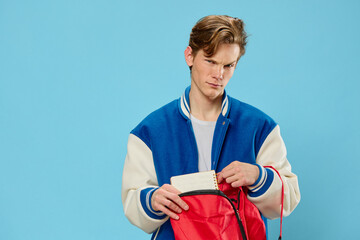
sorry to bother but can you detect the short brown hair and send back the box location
[189,15,248,60]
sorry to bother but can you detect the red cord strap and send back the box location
[264,166,284,240]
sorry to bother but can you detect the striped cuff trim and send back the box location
[140,187,166,220]
[248,164,266,190]
[248,167,275,198]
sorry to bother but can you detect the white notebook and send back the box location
[170,170,219,193]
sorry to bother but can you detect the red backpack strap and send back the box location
[264,166,284,240]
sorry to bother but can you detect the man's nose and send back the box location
[214,66,224,81]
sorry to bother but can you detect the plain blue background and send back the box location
[1,0,359,239]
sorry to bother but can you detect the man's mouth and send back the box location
[207,82,222,87]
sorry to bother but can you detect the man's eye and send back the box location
[225,64,235,68]
[206,60,214,64]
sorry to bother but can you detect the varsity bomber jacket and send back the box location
[122,86,300,239]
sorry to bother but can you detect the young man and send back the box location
[122,15,300,239]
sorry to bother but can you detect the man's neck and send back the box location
[189,88,223,122]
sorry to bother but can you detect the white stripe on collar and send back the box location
[221,95,229,116]
[180,94,190,118]
[180,90,229,119]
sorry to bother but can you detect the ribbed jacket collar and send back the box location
[179,86,231,120]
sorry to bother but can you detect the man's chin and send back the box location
[205,90,223,101]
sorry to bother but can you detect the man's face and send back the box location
[185,43,240,101]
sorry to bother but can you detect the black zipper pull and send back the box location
[237,188,241,210]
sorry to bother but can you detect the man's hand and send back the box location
[217,161,259,188]
[151,184,189,220]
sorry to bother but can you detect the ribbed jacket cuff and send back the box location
[248,165,274,197]
[140,187,166,220]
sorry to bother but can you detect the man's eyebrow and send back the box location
[225,61,237,65]
[205,58,237,65]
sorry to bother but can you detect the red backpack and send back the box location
[170,166,284,240]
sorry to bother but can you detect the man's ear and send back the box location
[184,46,194,67]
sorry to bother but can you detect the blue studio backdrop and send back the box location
[1,0,359,239]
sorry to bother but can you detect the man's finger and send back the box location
[171,195,189,211]
[158,205,180,220]
[217,172,224,183]
[164,190,189,211]
[220,167,238,179]
[163,199,182,213]
[163,184,182,194]
[163,185,189,211]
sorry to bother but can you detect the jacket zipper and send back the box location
[153,226,160,240]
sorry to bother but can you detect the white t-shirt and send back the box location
[190,114,216,172]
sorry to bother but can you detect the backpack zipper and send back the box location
[179,190,248,240]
